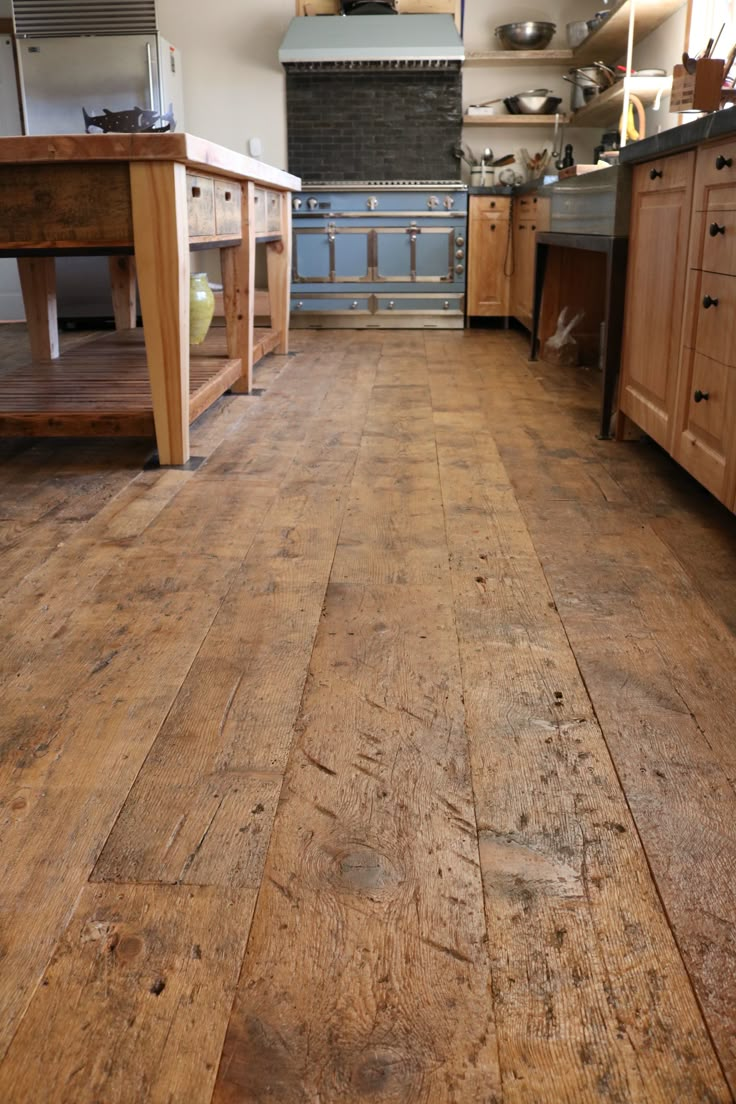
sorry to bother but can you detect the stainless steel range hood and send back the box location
[278,15,464,67]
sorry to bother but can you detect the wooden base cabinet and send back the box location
[467,196,511,317]
[671,136,736,508]
[620,136,736,511]
[619,150,695,451]
[510,195,550,330]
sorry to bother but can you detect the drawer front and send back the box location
[292,296,371,313]
[266,190,281,233]
[695,138,736,204]
[633,150,695,196]
[253,188,268,234]
[187,174,216,237]
[214,180,242,237]
[673,348,736,503]
[689,271,736,366]
[375,295,464,314]
[690,208,736,275]
[470,196,511,216]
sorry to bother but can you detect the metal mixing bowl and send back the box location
[495,21,556,50]
[504,89,562,115]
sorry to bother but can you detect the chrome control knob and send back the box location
[427,196,440,210]
[456,236,465,246]
[351,300,359,310]
[456,250,464,260]
[388,301,395,310]
[293,197,302,210]
[443,301,450,310]
[296,301,303,309]
[367,196,378,210]
[307,197,318,210]
[443,196,455,210]
[455,264,464,274]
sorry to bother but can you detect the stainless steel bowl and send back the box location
[495,21,556,51]
[505,89,562,115]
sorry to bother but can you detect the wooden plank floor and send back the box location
[0,324,735,1102]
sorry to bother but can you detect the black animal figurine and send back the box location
[83,104,176,134]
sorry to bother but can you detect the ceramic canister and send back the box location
[189,272,215,345]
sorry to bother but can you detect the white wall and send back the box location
[157,0,294,169]
[630,3,688,135]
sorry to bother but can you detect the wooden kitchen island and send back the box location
[0,133,300,464]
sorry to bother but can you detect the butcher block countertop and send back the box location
[0,132,301,192]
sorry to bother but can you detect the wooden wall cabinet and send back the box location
[467,196,511,317]
[619,150,695,451]
[619,136,736,511]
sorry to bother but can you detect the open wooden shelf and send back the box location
[0,327,279,439]
[573,0,684,66]
[463,114,569,127]
[465,49,574,66]
[467,0,684,69]
[570,76,672,127]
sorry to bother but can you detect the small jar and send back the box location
[189,272,215,345]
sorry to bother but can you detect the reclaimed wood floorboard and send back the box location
[0,327,733,1102]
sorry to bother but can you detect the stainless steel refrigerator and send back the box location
[12,11,184,320]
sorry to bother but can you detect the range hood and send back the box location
[278,15,464,68]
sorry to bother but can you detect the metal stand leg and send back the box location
[598,238,628,440]
[529,241,548,362]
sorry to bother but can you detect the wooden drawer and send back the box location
[633,151,695,196]
[470,195,511,217]
[266,190,281,233]
[214,180,241,237]
[187,174,215,237]
[686,271,736,366]
[695,138,736,205]
[253,188,267,234]
[673,348,736,503]
[689,208,736,275]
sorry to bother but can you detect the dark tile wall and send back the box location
[286,67,462,182]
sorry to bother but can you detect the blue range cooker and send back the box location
[291,181,467,328]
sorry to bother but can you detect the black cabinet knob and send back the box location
[703,294,719,309]
[649,168,663,180]
[710,222,726,236]
[694,389,710,403]
[716,155,733,171]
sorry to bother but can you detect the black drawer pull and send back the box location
[709,222,726,236]
[703,294,719,309]
[224,190,232,201]
[490,224,496,232]
[694,389,710,403]
[191,185,201,198]
[649,168,663,180]
[716,155,733,170]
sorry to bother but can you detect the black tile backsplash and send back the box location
[286,68,462,182]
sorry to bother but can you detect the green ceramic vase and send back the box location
[189,272,215,345]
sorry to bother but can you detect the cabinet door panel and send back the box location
[672,350,736,503]
[467,215,510,316]
[511,220,536,324]
[620,153,694,450]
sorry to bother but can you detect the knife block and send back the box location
[670,59,725,113]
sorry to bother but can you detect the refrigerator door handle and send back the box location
[145,41,155,110]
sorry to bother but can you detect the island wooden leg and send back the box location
[108,256,137,330]
[267,191,292,355]
[17,257,59,361]
[130,161,190,466]
[221,181,254,394]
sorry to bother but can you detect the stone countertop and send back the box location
[468,177,557,197]
[619,109,736,165]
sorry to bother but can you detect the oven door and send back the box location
[293,223,371,283]
[374,224,456,282]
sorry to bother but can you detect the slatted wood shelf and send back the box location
[0,326,280,438]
